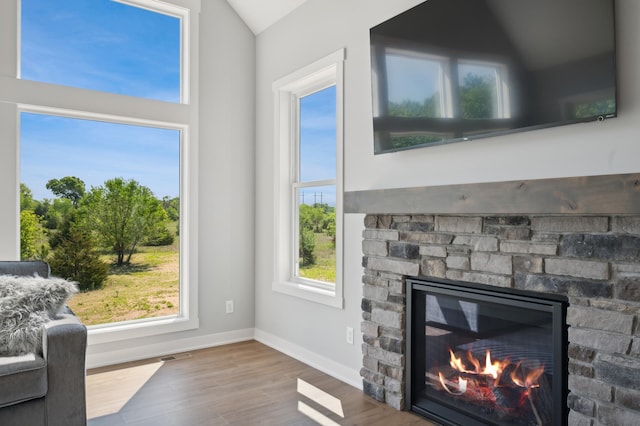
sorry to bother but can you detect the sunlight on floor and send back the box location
[297,378,345,425]
[86,361,164,419]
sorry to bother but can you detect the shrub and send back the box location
[49,227,109,291]
[300,227,316,266]
[143,227,175,246]
[20,210,40,260]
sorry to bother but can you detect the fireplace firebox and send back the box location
[407,278,568,426]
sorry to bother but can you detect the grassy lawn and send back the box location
[299,232,336,283]
[66,244,179,326]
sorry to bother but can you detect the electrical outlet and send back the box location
[346,326,354,344]
[225,300,234,314]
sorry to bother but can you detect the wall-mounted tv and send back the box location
[370,0,617,154]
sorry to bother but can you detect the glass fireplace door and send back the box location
[407,278,567,426]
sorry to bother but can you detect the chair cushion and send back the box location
[0,353,47,408]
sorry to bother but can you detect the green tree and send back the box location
[43,197,75,230]
[20,210,40,260]
[20,183,36,211]
[574,99,615,119]
[459,73,494,119]
[82,177,169,266]
[388,96,440,118]
[46,176,86,207]
[299,204,325,233]
[299,227,316,266]
[162,196,180,221]
[48,220,109,291]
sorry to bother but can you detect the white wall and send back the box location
[254,0,640,384]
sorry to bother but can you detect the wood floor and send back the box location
[86,340,435,426]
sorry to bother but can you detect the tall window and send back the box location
[273,49,344,308]
[295,86,337,285]
[7,0,200,343]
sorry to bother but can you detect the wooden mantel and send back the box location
[344,173,640,215]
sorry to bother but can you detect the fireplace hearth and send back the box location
[407,277,568,425]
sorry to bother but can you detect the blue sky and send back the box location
[21,113,180,201]
[299,86,337,207]
[20,0,180,201]
[21,0,180,101]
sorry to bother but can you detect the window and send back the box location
[383,50,452,119]
[2,0,200,344]
[458,60,511,121]
[20,112,182,328]
[20,0,182,102]
[273,49,345,308]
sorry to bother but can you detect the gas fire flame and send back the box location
[447,348,511,380]
[443,348,544,393]
[438,372,467,395]
[434,348,547,426]
[510,362,545,389]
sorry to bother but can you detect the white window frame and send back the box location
[272,49,345,308]
[1,0,200,345]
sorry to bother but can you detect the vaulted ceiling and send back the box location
[225,0,308,34]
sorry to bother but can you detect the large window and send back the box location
[2,0,200,344]
[273,49,344,308]
[20,112,182,327]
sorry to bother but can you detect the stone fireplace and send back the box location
[347,173,640,425]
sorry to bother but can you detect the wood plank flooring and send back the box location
[86,340,435,425]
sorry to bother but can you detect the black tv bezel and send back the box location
[370,0,618,155]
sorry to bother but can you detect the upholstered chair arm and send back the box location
[42,314,87,426]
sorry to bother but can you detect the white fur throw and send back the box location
[0,274,78,356]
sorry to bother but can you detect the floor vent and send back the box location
[159,353,192,362]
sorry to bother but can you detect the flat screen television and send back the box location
[370,0,617,154]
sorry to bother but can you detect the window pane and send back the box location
[458,63,500,119]
[299,86,336,182]
[386,53,445,118]
[21,0,181,102]
[297,185,336,284]
[20,113,181,326]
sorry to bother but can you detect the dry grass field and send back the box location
[67,244,179,326]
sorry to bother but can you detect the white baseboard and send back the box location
[254,328,363,390]
[86,328,255,369]
[87,327,363,392]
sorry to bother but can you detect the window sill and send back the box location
[87,315,199,345]
[273,279,343,309]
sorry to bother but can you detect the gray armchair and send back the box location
[0,261,87,426]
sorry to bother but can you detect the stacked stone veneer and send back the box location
[359,214,640,425]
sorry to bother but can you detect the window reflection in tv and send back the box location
[370,0,617,154]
